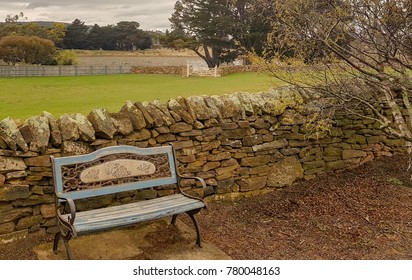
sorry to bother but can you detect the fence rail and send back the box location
[0,65,133,77]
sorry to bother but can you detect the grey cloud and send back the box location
[25,2,50,9]
[1,0,177,30]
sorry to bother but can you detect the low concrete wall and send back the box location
[0,65,133,77]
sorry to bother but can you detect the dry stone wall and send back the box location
[131,66,185,75]
[0,87,404,241]
[131,65,257,76]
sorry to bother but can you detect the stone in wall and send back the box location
[20,116,50,153]
[263,90,289,115]
[186,96,217,121]
[0,207,32,224]
[135,102,155,127]
[342,149,368,159]
[223,94,245,119]
[241,155,272,167]
[24,155,51,167]
[12,194,54,207]
[111,112,134,135]
[0,184,31,201]
[243,135,263,147]
[88,108,117,139]
[167,98,194,124]
[241,92,265,115]
[267,156,304,187]
[120,101,146,130]
[169,110,182,122]
[237,177,267,192]
[62,141,93,156]
[347,134,367,144]
[58,114,80,141]
[143,101,175,127]
[326,159,357,171]
[0,138,7,149]
[203,96,223,120]
[70,113,96,142]
[58,113,96,142]
[171,140,193,150]
[6,171,27,180]
[127,129,151,141]
[15,215,43,231]
[215,162,240,180]
[324,147,342,159]
[42,112,62,145]
[153,100,175,125]
[170,122,193,133]
[279,110,306,125]
[216,178,236,194]
[40,204,56,219]
[0,117,29,152]
[0,156,27,172]
[0,222,15,235]
[236,92,258,115]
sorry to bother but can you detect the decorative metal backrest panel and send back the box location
[62,153,171,192]
[52,145,177,200]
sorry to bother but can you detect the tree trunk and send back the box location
[191,45,218,68]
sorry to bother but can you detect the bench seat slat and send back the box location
[62,194,205,235]
[76,194,204,224]
[74,196,201,224]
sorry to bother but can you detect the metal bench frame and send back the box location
[51,144,207,259]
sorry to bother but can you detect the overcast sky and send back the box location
[0,0,177,31]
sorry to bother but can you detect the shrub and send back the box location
[54,50,78,65]
[0,35,56,65]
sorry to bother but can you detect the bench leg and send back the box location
[53,231,73,260]
[186,210,202,248]
[171,214,178,225]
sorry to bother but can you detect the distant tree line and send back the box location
[0,14,154,65]
[62,19,152,51]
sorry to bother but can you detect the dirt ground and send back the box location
[198,153,412,260]
[1,153,411,260]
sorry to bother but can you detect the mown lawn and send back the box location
[0,72,280,121]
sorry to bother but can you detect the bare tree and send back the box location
[4,12,27,23]
[253,0,412,172]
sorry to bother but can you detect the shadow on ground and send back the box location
[35,219,230,260]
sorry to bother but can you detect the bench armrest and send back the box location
[177,174,210,200]
[56,197,76,225]
[170,143,211,200]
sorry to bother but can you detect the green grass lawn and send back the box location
[0,72,280,121]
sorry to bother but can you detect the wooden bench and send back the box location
[50,144,207,259]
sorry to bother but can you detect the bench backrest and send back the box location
[51,145,178,200]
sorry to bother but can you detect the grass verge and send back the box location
[0,72,279,121]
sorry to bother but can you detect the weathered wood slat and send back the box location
[62,194,205,234]
[68,194,202,223]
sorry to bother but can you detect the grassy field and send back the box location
[0,72,281,121]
